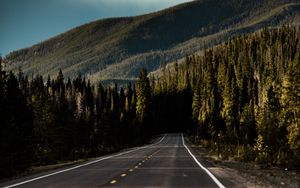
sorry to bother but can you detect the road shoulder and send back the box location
[187,139,300,188]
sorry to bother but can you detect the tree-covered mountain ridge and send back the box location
[4,0,300,83]
[151,25,300,167]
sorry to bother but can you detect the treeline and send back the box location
[0,60,154,178]
[1,26,299,178]
[152,26,300,166]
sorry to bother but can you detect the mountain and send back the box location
[4,0,300,83]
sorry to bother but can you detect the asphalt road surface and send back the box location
[1,134,238,188]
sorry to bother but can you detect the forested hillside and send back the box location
[4,0,300,83]
[1,26,299,179]
[152,26,300,166]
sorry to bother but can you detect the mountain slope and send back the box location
[4,0,300,83]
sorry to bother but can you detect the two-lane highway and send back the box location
[1,134,235,188]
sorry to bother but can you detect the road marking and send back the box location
[3,134,166,188]
[134,166,138,168]
[110,180,117,184]
[129,169,133,172]
[181,134,226,188]
[121,173,126,177]
[138,163,142,165]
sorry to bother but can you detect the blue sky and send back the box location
[0,0,191,56]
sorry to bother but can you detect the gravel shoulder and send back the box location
[190,143,300,188]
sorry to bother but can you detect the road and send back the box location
[1,134,237,188]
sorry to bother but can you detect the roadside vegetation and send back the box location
[0,62,154,178]
[1,26,299,180]
[153,26,300,168]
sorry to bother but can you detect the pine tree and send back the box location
[96,82,105,119]
[0,72,34,177]
[256,86,284,164]
[32,91,55,164]
[191,84,203,136]
[119,87,126,112]
[125,83,133,112]
[85,80,94,116]
[222,64,239,137]
[136,69,151,123]
[192,86,201,124]
[283,53,300,160]
[240,100,256,145]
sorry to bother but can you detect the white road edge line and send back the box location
[3,134,166,188]
[181,134,226,188]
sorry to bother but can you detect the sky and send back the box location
[0,0,191,56]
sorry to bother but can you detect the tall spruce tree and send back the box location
[136,69,151,123]
[284,53,300,160]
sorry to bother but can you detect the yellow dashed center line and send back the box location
[107,149,161,186]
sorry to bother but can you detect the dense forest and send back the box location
[153,26,300,167]
[0,26,299,178]
[0,63,155,178]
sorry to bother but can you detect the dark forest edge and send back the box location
[1,26,300,179]
[0,64,156,178]
[152,26,300,169]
